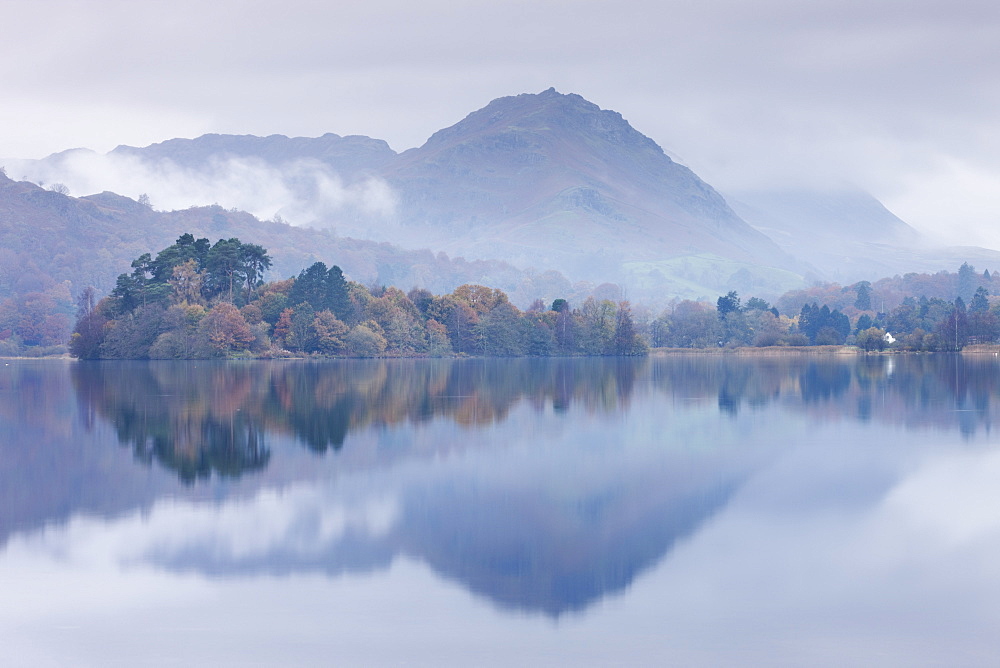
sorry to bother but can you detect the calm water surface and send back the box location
[2,355,1000,666]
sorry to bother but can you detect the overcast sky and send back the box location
[2,0,1000,246]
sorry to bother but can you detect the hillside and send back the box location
[0,171,577,350]
[729,188,1000,283]
[375,89,804,297]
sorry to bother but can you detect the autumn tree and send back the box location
[168,260,205,305]
[272,308,294,348]
[613,301,645,355]
[346,322,387,357]
[426,295,478,353]
[197,302,254,356]
[452,284,509,315]
[658,301,720,348]
[69,286,107,359]
[578,297,617,355]
[425,319,453,356]
[312,311,349,355]
[934,299,969,351]
[856,327,888,352]
[475,301,524,356]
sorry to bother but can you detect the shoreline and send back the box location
[650,345,862,356]
[650,345,1000,356]
[7,343,1000,361]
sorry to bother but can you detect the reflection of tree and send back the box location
[800,361,852,403]
[72,362,270,484]
[73,355,1000,485]
[648,354,1000,435]
[71,358,650,481]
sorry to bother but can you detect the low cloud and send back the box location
[6,151,398,227]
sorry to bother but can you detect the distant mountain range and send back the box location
[6,88,1000,305]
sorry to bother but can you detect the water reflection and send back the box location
[67,355,1000,486]
[4,354,1000,630]
[11,357,750,618]
[70,358,647,481]
[648,354,1000,435]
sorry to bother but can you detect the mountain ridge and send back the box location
[110,132,397,176]
[377,89,804,296]
[7,88,1000,302]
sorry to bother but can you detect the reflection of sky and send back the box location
[5,361,1000,664]
[5,416,1000,664]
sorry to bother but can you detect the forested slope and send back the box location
[0,172,574,353]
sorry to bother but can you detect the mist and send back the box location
[5,151,398,229]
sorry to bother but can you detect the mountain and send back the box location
[729,188,1000,283]
[20,89,808,302]
[10,87,1000,305]
[729,188,924,282]
[374,89,804,298]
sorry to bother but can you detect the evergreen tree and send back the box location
[288,262,329,312]
[970,286,990,313]
[717,291,741,317]
[854,281,873,311]
[958,262,977,303]
[855,313,874,334]
[326,265,351,321]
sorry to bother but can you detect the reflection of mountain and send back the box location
[6,356,1000,619]
[394,470,740,616]
[141,466,744,617]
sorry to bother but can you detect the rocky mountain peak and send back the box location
[420,88,664,159]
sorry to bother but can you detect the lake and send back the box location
[3,354,1000,666]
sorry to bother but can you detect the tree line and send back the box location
[651,272,1000,352]
[58,235,1000,359]
[70,234,647,359]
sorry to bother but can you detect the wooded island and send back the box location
[70,234,647,359]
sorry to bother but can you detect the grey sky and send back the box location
[3,0,1000,246]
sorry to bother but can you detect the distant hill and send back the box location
[0,171,574,311]
[110,132,396,177]
[729,188,1000,283]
